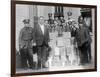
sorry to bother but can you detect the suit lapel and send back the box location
[44,25,46,35]
[44,25,47,36]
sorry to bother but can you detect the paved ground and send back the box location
[16,62,94,73]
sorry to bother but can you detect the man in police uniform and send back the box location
[19,19,35,69]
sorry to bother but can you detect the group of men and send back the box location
[19,16,50,69]
[47,14,92,65]
[47,14,66,33]
[18,15,92,70]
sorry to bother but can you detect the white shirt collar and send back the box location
[39,24,44,34]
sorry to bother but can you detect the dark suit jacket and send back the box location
[34,24,50,46]
[76,25,91,47]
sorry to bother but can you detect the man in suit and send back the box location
[19,19,35,69]
[76,16,92,65]
[33,16,50,68]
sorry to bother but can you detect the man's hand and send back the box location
[16,49,20,55]
[32,43,36,46]
[19,44,23,49]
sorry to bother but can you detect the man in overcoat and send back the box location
[76,16,92,65]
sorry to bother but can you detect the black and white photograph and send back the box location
[11,1,97,76]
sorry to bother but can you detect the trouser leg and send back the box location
[87,44,92,62]
[81,44,88,64]
[37,46,42,68]
[41,46,47,67]
[82,47,88,63]
[78,46,84,64]
[20,48,28,68]
[27,48,34,68]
